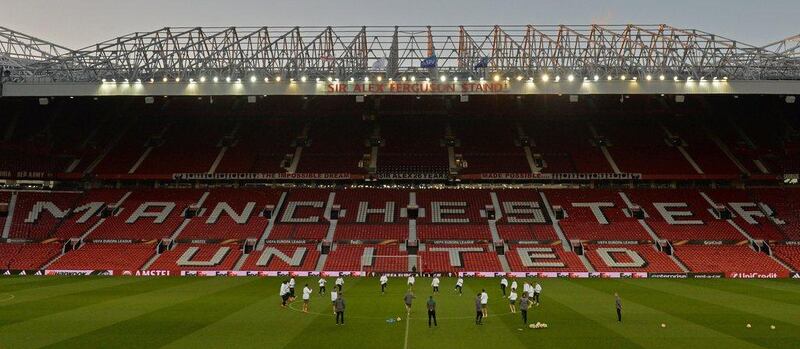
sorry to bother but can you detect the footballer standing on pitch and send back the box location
[615,292,622,322]
[427,296,438,327]
[380,274,388,294]
[334,293,346,325]
[318,276,327,295]
[431,275,440,294]
[519,293,531,325]
[302,283,312,313]
[474,293,483,325]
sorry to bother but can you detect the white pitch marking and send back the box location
[403,310,411,349]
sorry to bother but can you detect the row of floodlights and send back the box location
[101,74,730,84]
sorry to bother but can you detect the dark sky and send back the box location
[1,0,798,49]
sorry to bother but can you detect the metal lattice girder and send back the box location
[0,26,74,79]
[2,25,800,83]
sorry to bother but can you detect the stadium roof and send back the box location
[2,25,800,97]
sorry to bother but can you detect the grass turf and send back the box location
[0,277,798,348]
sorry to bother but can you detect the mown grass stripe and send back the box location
[42,278,263,348]
[0,277,216,349]
[0,277,149,327]
[584,279,797,349]
[0,276,96,293]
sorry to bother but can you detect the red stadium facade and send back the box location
[1,25,799,279]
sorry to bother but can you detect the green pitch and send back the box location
[1,277,799,348]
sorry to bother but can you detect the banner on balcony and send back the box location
[172,173,353,181]
[476,173,642,180]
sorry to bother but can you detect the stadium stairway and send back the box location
[538,192,574,251]
[1,192,18,239]
[256,192,287,250]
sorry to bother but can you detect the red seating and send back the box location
[178,188,281,241]
[415,190,492,241]
[701,189,785,240]
[772,245,800,271]
[332,189,408,241]
[323,244,407,272]
[584,244,683,272]
[663,118,741,175]
[419,244,501,273]
[493,189,559,241]
[134,117,228,175]
[52,189,130,239]
[214,118,301,173]
[545,189,651,241]
[147,243,242,271]
[49,243,155,270]
[86,189,205,241]
[750,188,800,240]
[0,243,62,270]
[597,118,696,175]
[624,189,745,241]
[7,191,81,240]
[296,117,369,173]
[323,244,367,271]
[268,189,330,240]
[526,120,612,173]
[377,118,449,174]
[674,245,789,275]
[505,244,587,272]
[454,119,530,174]
[240,243,319,271]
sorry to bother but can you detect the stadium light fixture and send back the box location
[101,78,106,83]
[516,75,523,81]
[363,76,369,82]
[327,77,333,82]
[188,78,194,83]
[377,76,383,82]
[250,76,257,82]
[453,76,458,82]
[301,76,308,82]
[723,76,728,81]
[175,78,180,82]
[410,76,416,82]
[200,76,206,83]
[349,77,355,82]
[659,75,665,81]
[646,75,652,81]
[149,78,154,83]
[316,77,320,83]
[620,75,626,80]
[607,75,612,81]
[275,76,281,82]
[593,75,599,81]
[468,77,473,82]
[136,79,141,84]
[225,77,231,83]
[712,76,718,81]
[567,74,574,82]
[123,79,129,84]
[212,76,219,83]
[493,75,501,82]
[440,75,447,82]
[541,74,549,82]
[162,77,168,82]
[402,76,407,81]
[236,78,242,83]
[555,75,561,82]
[673,76,679,81]
[264,77,269,82]
[632,76,638,81]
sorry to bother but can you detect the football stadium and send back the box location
[1,20,800,348]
